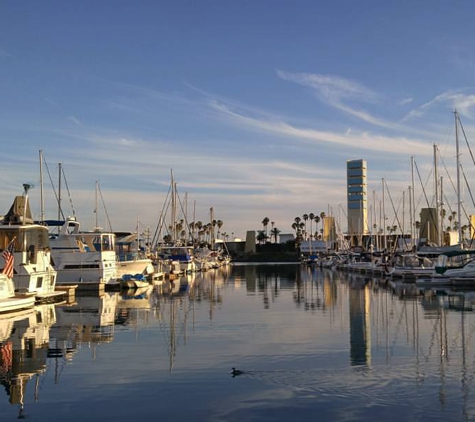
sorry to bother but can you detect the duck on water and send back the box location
[230,367,247,377]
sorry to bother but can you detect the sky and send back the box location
[1,1,475,240]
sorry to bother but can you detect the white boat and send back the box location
[0,191,58,300]
[0,274,35,313]
[433,249,475,279]
[48,217,118,287]
[157,245,196,274]
[115,232,154,278]
[387,253,436,279]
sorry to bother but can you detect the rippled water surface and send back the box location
[2,263,475,421]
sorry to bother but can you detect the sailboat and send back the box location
[153,171,196,276]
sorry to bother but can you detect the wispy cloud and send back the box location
[67,116,83,126]
[399,97,413,106]
[276,70,399,129]
[402,89,475,121]
[276,70,377,102]
[207,100,431,157]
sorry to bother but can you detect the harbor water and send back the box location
[2,263,475,421]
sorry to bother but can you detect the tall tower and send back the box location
[347,159,368,238]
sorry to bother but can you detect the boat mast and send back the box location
[171,170,177,243]
[434,144,441,246]
[39,150,45,224]
[382,178,387,250]
[411,156,415,246]
[210,207,215,249]
[58,163,62,221]
[94,180,98,230]
[455,110,463,246]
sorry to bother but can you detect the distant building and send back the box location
[322,216,338,250]
[300,240,326,253]
[419,207,438,245]
[245,231,256,253]
[278,233,294,244]
[347,159,368,238]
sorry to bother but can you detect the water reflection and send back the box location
[52,291,118,353]
[2,265,475,420]
[0,304,56,418]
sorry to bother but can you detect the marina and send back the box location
[2,3,475,421]
[1,263,475,421]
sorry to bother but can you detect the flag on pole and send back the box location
[2,238,15,279]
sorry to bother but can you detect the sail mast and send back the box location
[39,150,45,224]
[411,156,415,245]
[455,110,463,246]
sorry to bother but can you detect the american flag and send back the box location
[2,238,15,279]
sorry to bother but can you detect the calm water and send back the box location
[2,263,475,421]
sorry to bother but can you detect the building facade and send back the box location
[347,159,368,238]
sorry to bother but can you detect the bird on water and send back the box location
[230,367,244,377]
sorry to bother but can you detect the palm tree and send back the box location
[262,217,270,236]
[461,224,468,242]
[270,227,281,243]
[256,230,268,244]
[291,222,298,235]
[314,215,321,236]
[309,213,315,240]
[302,214,309,240]
[217,220,223,238]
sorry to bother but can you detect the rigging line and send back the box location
[383,180,408,251]
[438,152,459,204]
[97,183,113,232]
[43,158,65,221]
[60,166,76,217]
[460,166,475,248]
[414,161,439,233]
[414,160,431,209]
[457,113,475,169]
[151,182,172,247]
[461,164,475,209]
[175,190,193,239]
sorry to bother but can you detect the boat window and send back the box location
[0,231,19,251]
[23,227,49,249]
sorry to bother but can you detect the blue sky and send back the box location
[1,1,475,239]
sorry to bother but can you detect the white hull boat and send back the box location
[0,193,58,300]
[49,217,118,286]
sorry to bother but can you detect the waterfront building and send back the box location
[419,207,439,245]
[347,159,368,242]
